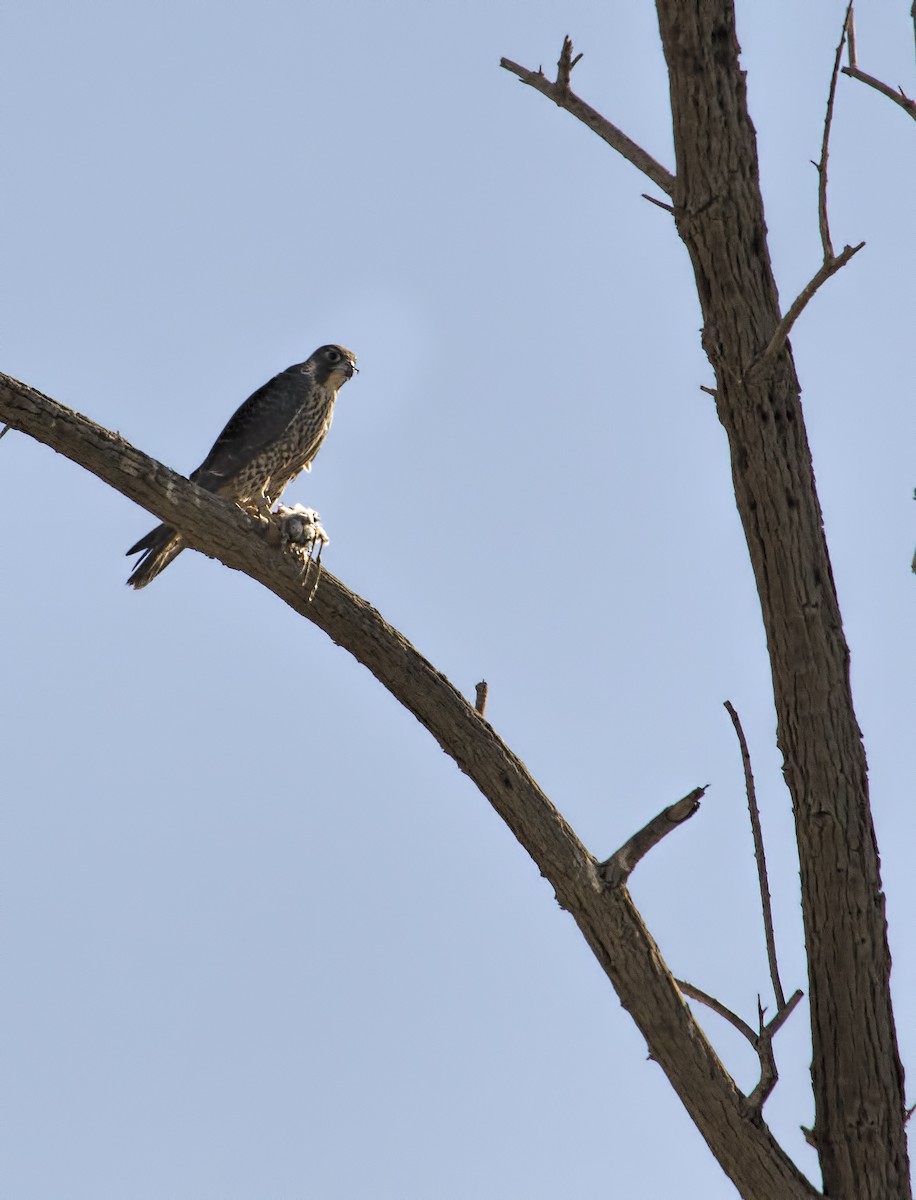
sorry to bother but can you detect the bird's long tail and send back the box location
[126,524,186,589]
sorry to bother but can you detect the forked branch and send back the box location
[671,703,804,1115]
[752,9,865,371]
[842,5,916,120]
[677,980,804,1115]
[500,37,676,196]
[746,991,805,1113]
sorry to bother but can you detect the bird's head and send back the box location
[310,344,358,386]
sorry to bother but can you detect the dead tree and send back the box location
[1,2,912,1196]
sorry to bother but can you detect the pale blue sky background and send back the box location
[2,2,913,1196]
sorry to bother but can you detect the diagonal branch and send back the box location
[724,702,785,1009]
[676,979,757,1044]
[752,242,864,371]
[842,6,916,120]
[500,37,675,196]
[641,192,675,214]
[841,64,916,118]
[0,369,818,1200]
[599,787,704,886]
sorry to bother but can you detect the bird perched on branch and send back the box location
[126,344,357,588]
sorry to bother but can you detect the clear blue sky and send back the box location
[2,2,913,1196]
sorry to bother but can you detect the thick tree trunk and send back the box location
[655,3,909,1195]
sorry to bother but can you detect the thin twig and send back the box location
[600,787,704,886]
[766,988,804,1040]
[675,980,758,1044]
[752,241,865,370]
[816,4,851,260]
[845,5,857,67]
[699,385,717,398]
[724,702,785,1009]
[500,43,676,196]
[474,680,489,715]
[641,192,675,214]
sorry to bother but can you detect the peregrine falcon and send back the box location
[126,344,357,588]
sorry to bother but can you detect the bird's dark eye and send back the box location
[325,348,341,363]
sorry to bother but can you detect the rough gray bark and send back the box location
[656,5,909,1195]
[503,0,910,1194]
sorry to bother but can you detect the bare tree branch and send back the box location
[843,5,916,120]
[752,242,864,371]
[845,4,858,66]
[764,989,805,1042]
[724,702,785,1010]
[678,979,804,1116]
[750,8,871,374]
[816,4,851,260]
[474,680,489,715]
[600,787,704,886]
[500,39,676,196]
[554,34,583,92]
[0,368,819,1200]
[745,990,805,1114]
[641,192,675,214]
[842,65,916,118]
[746,998,780,1115]
[676,979,757,1044]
